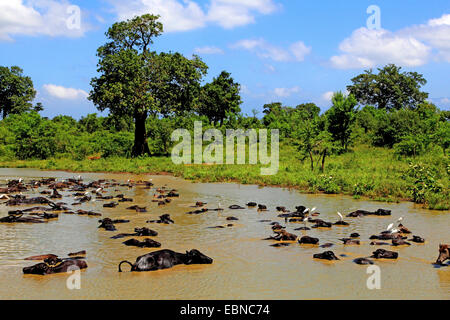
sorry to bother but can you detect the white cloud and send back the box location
[428,14,450,27]
[43,84,88,100]
[232,38,311,62]
[321,91,335,103]
[273,86,300,98]
[113,0,206,32]
[330,27,431,69]
[194,46,224,55]
[0,0,88,41]
[110,0,280,32]
[402,13,450,62]
[290,41,312,62]
[330,13,450,69]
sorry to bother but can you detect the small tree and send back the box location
[198,71,241,126]
[294,117,332,172]
[326,92,358,151]
[0,66,37,119]
[433,121,450,156]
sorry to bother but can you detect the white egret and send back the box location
[337,211,344,221]
[0,194,10,200]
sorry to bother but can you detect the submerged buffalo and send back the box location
[123,238,161,248]
[23,256,87,275]
[353,258,374,265]
[371,249,398,259]
[436,244,449,265]
[118,249,213,272]
[313,251,339,261]
[0,212,46,223]
[298,236,319,245]
[347,209,391,217]
[147,214,174,224]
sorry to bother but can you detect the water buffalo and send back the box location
[103,202,118,208]
[370,241,390,246]
[167,191,179,197]
[0,213,46,223]
[273,229,297,241]
[346,209,391,217]
[76,210,101,217]
[98,218,130,231]
[271,243,290,247]
[6,196,50,206]
[409,235,425,243]
[311,220,332,228]
[147,214,174,224]
[313,251,339,261]
[298,236,319,245]
[186,208,208,215]
[391,239,411,246]
[340,238,360,245]
[111,227,158,239]
[350,233,360,238]
[127,205,147,213]
[371,249,398,259]
[436,244,449,265]
[258,204,268,211]
[123,238,161,248]
[118,249,213,272]
[23,256,87,275]
[398,224,412,234]
[353,258,374,265]
[229,205,245,210]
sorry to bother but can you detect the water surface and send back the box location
[0,168,448,300]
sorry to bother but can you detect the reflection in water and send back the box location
[0,168,448,300]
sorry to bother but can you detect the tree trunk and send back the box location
[321,148,327,172]
[309,151,314,171]
[132,112,150,157]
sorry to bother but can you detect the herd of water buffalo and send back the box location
[0,176,448,276]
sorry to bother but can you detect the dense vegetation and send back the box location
[0,14,448,210]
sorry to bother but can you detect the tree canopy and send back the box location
[347,64,428,111]
[0,66,37,119]
[198,71,242,125]
[326,92,358,151]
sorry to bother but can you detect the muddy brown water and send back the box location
[0,168,448,300]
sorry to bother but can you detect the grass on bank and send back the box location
[0,144,448,210]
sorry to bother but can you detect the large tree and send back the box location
[0,66,37,119]
[347,64,428,111]
[198,71,241,125]
[89,14,207,156]
[326,92,358,151]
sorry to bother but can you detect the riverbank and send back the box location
[0,145,448,210]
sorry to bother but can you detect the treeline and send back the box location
[0,14,448,164]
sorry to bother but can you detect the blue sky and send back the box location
[1,0,449,119]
